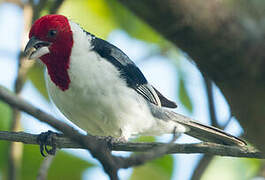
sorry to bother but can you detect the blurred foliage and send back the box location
[104,0,163,44]
[59,0,117,38]
[130,136,174,180]
[130,154,174,180]
[27,62,49,100]
[178,72,193,113]
[165,48,193,113]
[59,0,164,43]
[202,157,262,180]
[0,102,11,178]
[0,101,11,130]
[21,145,94,180]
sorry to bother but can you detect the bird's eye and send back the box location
[48,30,57,38]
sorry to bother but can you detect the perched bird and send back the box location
[24,14,245,146]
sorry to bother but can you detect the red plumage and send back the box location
[30,15,73,91]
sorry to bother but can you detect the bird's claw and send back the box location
[37,130,62,157]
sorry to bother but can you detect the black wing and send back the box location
[91,36,177,108]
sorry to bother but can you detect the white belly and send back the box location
[45,51,163,139]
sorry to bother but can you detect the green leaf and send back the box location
[59,0,117,38]
[130,154,174,180]
[178,75,193,113]
[21,145,94,180]
[27,62,49,100]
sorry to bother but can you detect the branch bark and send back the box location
[117,0,265,152]
[0,131,263,159]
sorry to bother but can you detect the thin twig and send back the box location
[120,130,183,168]
[120,128,179,168]
[191,155,214,180]
[37,155,55,180]
[204,76,218,127]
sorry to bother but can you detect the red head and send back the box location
[25,14,73,91]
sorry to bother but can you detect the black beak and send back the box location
[24,36,51,59]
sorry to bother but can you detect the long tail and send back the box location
[149,104,246,146]
[174,115,246,146]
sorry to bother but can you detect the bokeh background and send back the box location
[0,0,264,180]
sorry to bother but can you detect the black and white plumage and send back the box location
[91,35,177,108]
[24,15,246,146]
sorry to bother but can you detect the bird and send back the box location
[24,14,246,147]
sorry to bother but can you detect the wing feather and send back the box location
[90,36,176,108]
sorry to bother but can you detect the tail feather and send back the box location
[149,104,246,146]
[167,111,246,146]
[177,119,246,146]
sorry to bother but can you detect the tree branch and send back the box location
[0,131,263,159]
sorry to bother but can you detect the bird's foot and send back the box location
[37,130,63,157]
